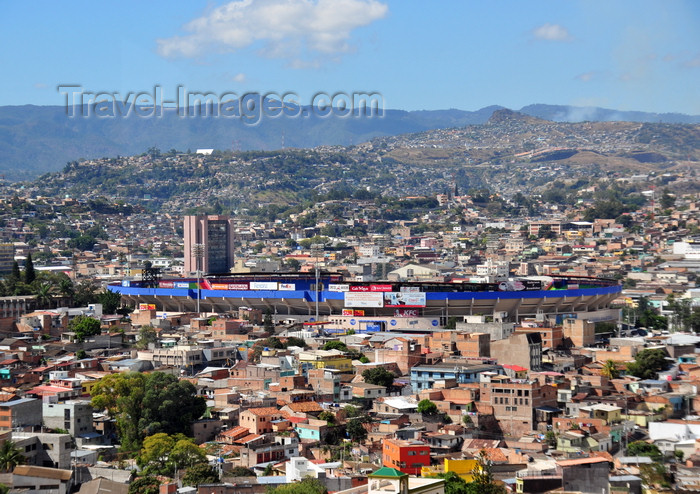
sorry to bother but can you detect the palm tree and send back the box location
[0,440,25,472]
[34,281,54,309]
[601,360,620,380]
[57,276,75,306]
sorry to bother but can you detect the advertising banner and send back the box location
[394,308,420,317]
[342,309,366,316]
[139,303,156,310]
[158,281,173,288]
[383,292,427,307]
[328,284,350,292]
[400,286,420,293]
[250,281,278,290]
[349,285,371,292]
[345,292,384,308]
[370,284,393,292]
[228,283,250,290]
[279,283,296,290]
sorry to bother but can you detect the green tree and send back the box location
[69,315,102,342]
[286,337,306,348]
[73,279,99,307]
[659,189,675,209]
[323,340,348,352]
[136,325,158,349]
[627,441,662,461]
[183,462,219,486]
[24,252,36,285]
[346,417,368,442]
[138,433,177,475]
[417,399,439,415]
[318,410,336,425]
[362,367,394,388]
[98,289,122,314]
[268,477,328,494]
[464,450,507,494]
[128,475,161,494]
[601,360,620,380]
[90,372,206,452]
[76,349,87,360]
[33,281,54,309]
[263,309,274,332]
[68,234,97,251]
[435,471,467,494]
[171,438,208,470]
[230,466,257,477]
[0,440,25,472]
[626,349,670,380]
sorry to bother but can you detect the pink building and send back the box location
[183,215,236,274]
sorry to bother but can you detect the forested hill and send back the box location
[1,102,699,180]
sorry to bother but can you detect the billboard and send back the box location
[158,281,173,289]
[139,303,156,311]
[279,283,296,290]
[342,309,365,316]
[211,282,250,290]
[400,286,420,293]
[329,284,350,292]
[250,281,278,290]
[383,292,426,307]
[394,308,420,317]
[345,292,384,308]
[370,284,393,292]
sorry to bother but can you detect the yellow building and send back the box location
[421,458,479,482]
[298,349,353,372]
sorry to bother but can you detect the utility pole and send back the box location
[193,243,205,315]
[312,244,323,321]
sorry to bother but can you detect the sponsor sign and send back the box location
[328,284,350,292]
[279,283,296,290]
[139,303,156,310]
[394,308,420,317]
[498,279,543,291]
[383,292,426,307]
[228,282,250,290]
[250,281,278,290]
[158,281,173,288]
[344,292,384,308]
[174,282,191,289]
[211,283,230,290]
[349,285,371,292]
[400,286,420,293]
[342,309,365,316]
[121,280,131,287]
[370,284,393,292]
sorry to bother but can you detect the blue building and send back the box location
[410,363,503,391]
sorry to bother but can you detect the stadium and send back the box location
[108,273,622,332]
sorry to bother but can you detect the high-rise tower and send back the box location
[183,215,235,275]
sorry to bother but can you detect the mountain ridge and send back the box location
[1,103,699,181]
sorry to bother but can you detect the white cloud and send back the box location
[532,23,572,42]
[683,54,700,68]
[575,72,595,82]
[157,0,388,66]
[232,73,247,83]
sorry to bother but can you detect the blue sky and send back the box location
[2,0,699,114]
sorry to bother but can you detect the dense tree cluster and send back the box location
[90,372,206,452]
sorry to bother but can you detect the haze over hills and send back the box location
[24,109,698,216]
[1,103,699,181]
